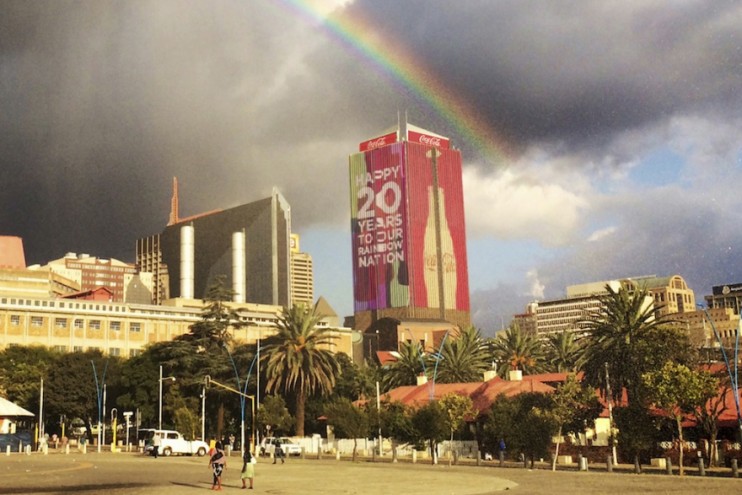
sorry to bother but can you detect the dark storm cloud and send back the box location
[344,0,741,155]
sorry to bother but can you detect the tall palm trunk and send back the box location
[295,389,305,437]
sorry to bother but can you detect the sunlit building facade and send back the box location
[349,122,471,334]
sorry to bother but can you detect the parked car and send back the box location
[140,429,208,457]
[259,436,302,457]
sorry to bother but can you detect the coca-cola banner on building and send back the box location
[407,130,450,149]
[359,132,398,152]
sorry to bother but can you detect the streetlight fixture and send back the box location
[159,365,176,431]
[222,344,258,454]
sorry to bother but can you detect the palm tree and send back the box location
[544,331,584,373]
[580,284,674,403]
[381,340,429,391]
[262,304,340,437]
[489,324,545,377]
[433,326,491,383]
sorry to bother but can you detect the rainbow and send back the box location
[282,0,513,164]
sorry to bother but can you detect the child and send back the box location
[241,447,255,489]
[209,441,227,491]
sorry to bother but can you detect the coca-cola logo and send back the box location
[418,135,442,147]
[366,137,388,150]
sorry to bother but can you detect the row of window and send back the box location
[18,343,142,357]
[11,315,141,332]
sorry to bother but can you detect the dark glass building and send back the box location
[137,188,291,306]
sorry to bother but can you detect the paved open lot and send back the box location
[0,452,740,495]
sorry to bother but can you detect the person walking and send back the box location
[152,432,161,459]
[273,442,285,464]
[209,441,227,491]
[241,447,256,489]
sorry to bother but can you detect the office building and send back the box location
[0,236,26,269]
[289,234,314,307]
[0,295,353,357]
[137,182,292,307]
[37,253,153,304]
[349,121,471,337]
[515,275,695,337]
[705,283,742,316]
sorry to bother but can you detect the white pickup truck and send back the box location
[259,436,302,457]
[141,429,209,457]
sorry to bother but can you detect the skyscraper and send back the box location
[137,184,292,306]
[290,233,314,307]
[349,122,471,332]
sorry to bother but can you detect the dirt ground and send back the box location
[0,452,740,495]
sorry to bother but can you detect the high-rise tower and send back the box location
[137,185,292,306]
[349,122,471,332]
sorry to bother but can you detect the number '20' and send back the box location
[357,182,402,219]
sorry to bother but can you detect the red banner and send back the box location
[407,130,450,149]
[359,132,398,152]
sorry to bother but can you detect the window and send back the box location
[73,346,84,353]
[130,322,141,332]
[74,319,84,329]
[10,315,20,326]
[31,316,43,327]
[109,347,121,356]
[129,349,142,357]
[110,321,121,332]
[90,320,101,330]
[55,318,67,328]
[53,345,67,353]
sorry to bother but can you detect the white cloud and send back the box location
[525,269,545,299]
[587,226,617,242]
[463,163,589,246]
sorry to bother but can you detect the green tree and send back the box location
[257,395,294,436]
[642,361,718,475]
[380,340,428,391]
[580,284,676,403]
[434,326,490,384]
[331,353,377,401]
[262,304,340,437]
[379,400,415,461]
[483,393,555,467]
[0,346,60,414]
[614,404,663,471]
[410,400,448,464]
[173,405,200,441]
[45,350,122,442]
[548,376,601,471]
[324,398,370,462]
[694,372,729,467]
[439,393,475,465]
[184,276,241,351]
[490,324,544,376]
[544,332,584,373]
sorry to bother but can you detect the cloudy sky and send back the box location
[1,1,740,334]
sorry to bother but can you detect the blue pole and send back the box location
[700,306,742,436]
[430,330,451,401]
[224,345,258,451]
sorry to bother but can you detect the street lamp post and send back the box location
[223,345,259,454]
[158,365,176,431]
